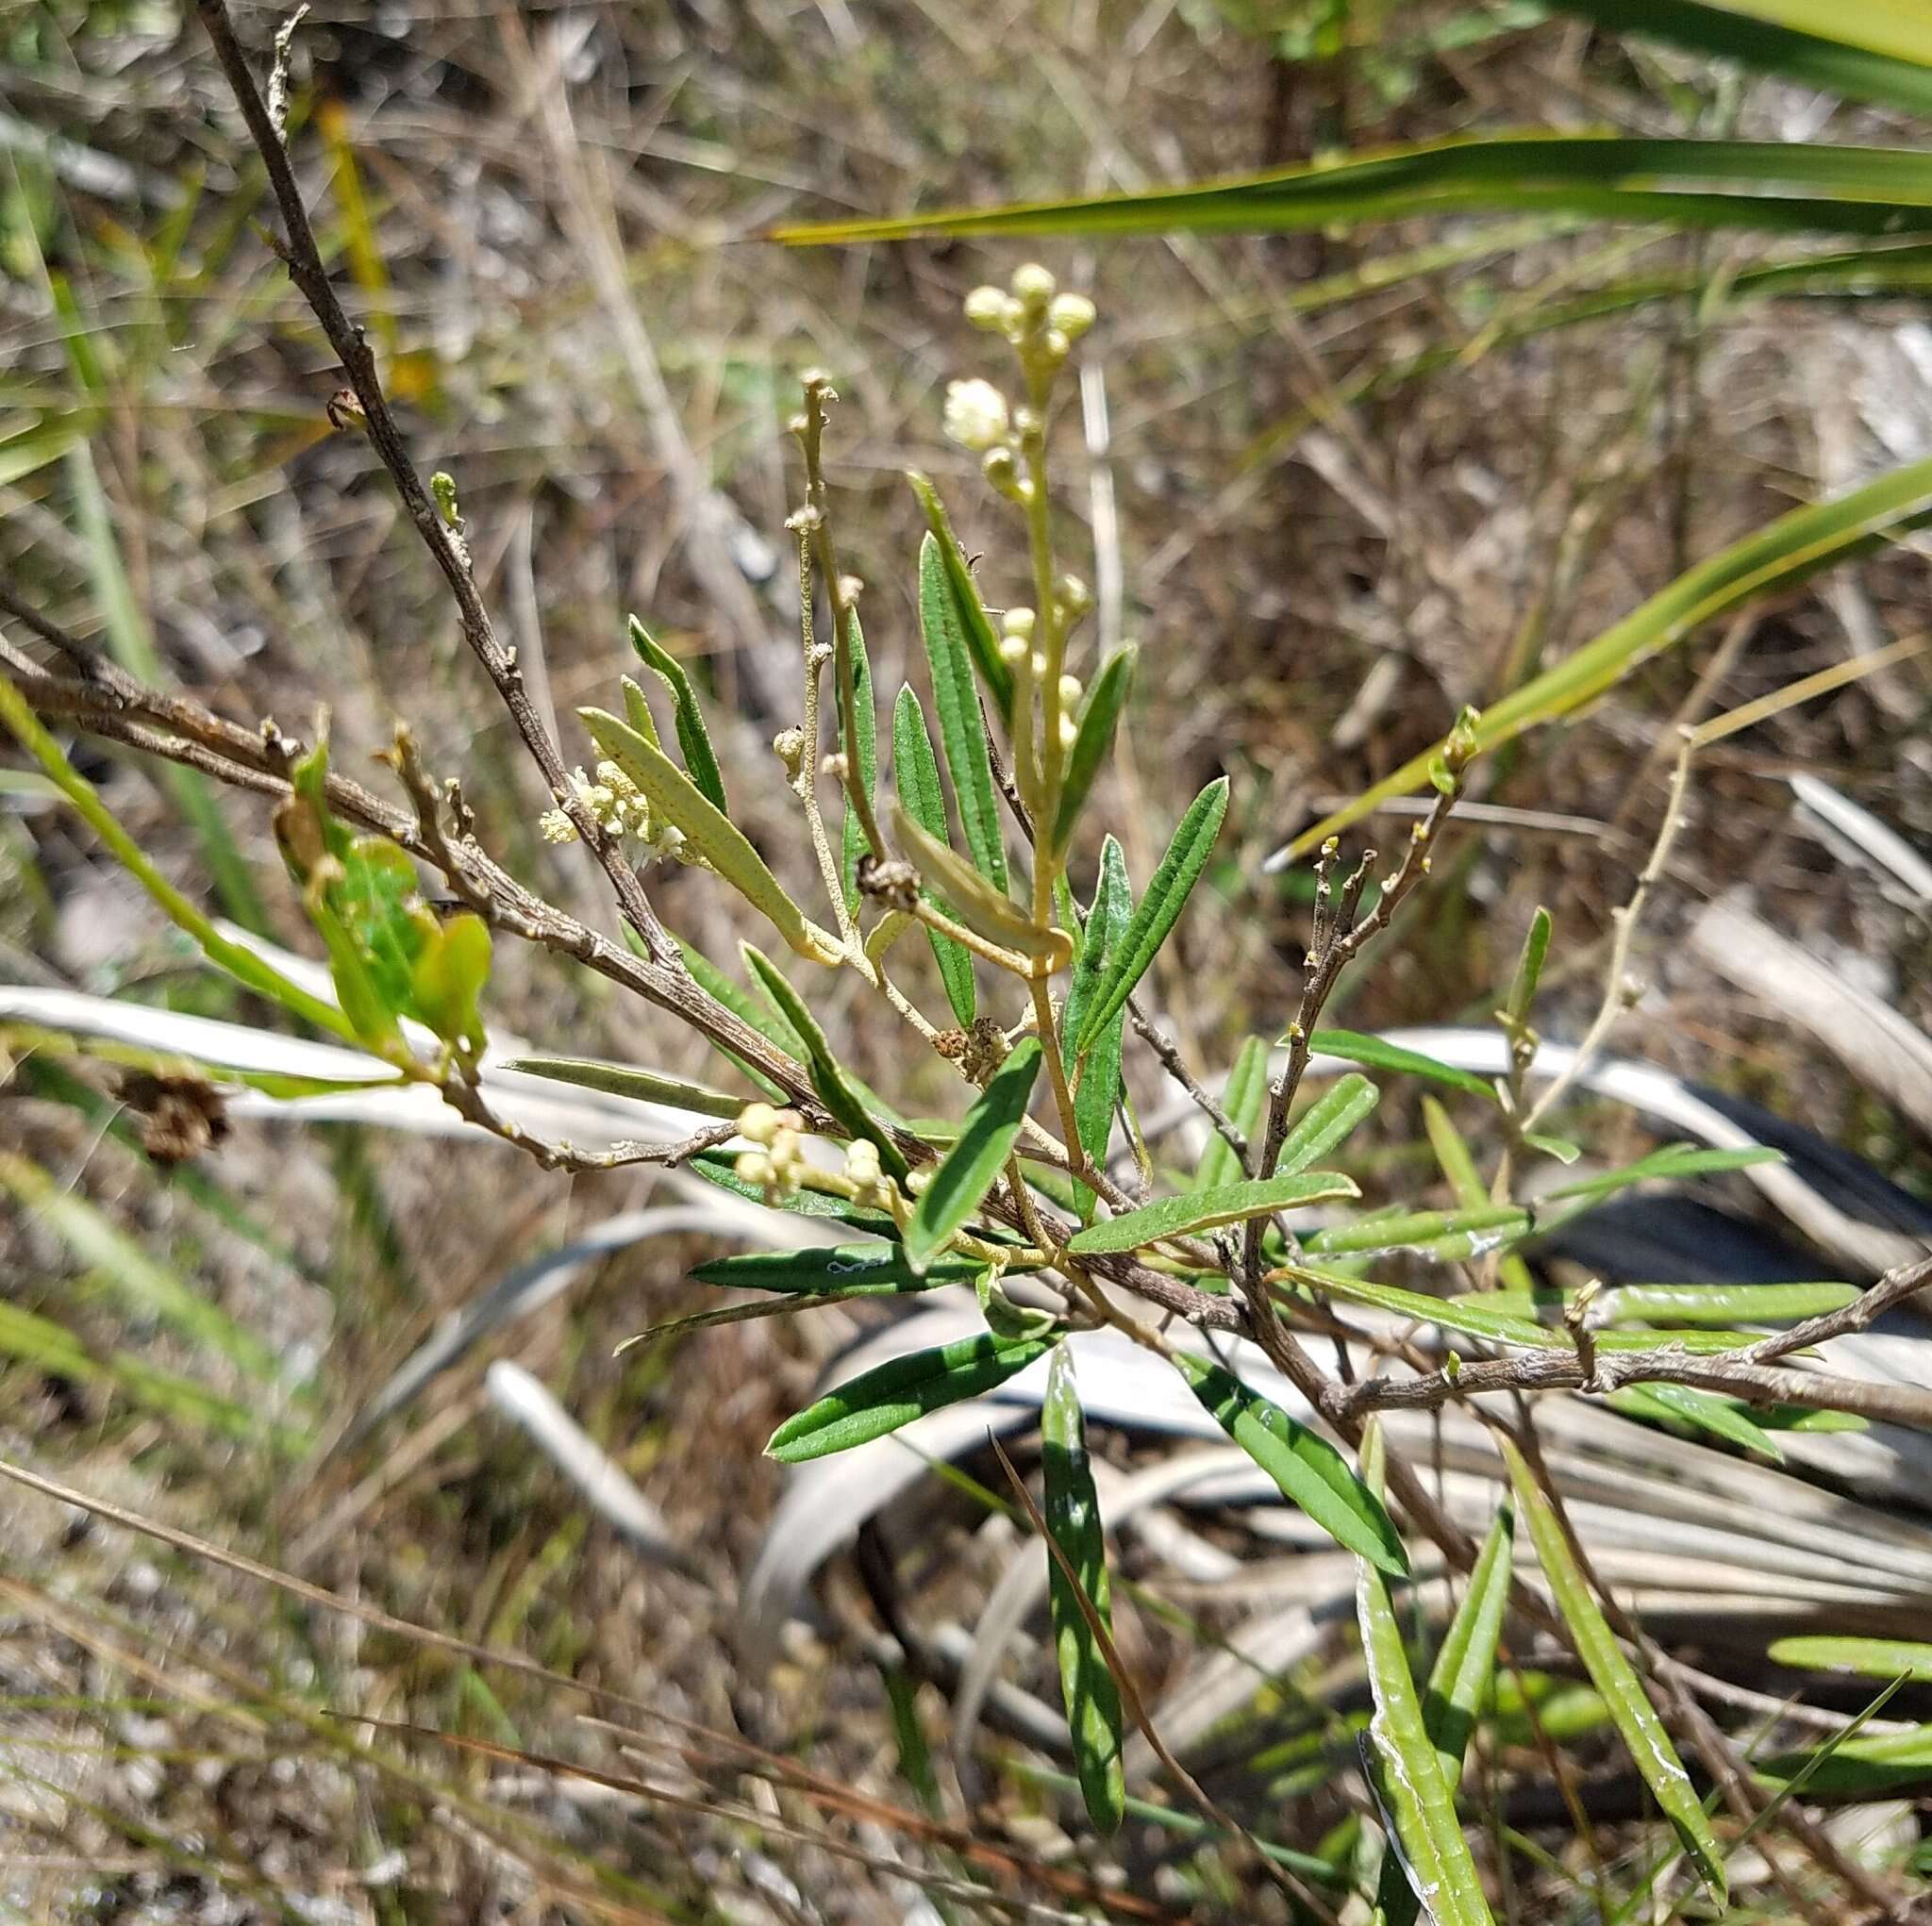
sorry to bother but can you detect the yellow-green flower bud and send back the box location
[1047,292,1096,340]
[963,285,1008,330]
[1010,262,1056,309]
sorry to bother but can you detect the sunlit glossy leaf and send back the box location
[765,1332,1053,1462]
[584,708,839,963]
[691,1243,987,1293]
[1501,1436,1725,1901]
[907,473,1014,714]
[1172,1351,1406,1573]
[1041,1345,1125,1833]
[1074,776,1228,1055]
[1311,1029,1497,1101]
[905,1037,1042,1272]
[916,528,1008,891]
[1067,1169,1359,1255]
[891,686,977,1023]
[1278,1072,1380,1176]
[1608,1383,1784,1459]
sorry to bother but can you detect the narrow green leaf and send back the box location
[1041,1346,1125,1834]
[1295,450,1932,857]
[907,473,1014,714]
[626,615,726,812]
[1755,1722,1932,1797]
[1171,1351,1407,1574]
[838,610,877,917]
[775,132,1932,249]
[1423,1094,1538,1295]
[1051,646,1135,854]
[916,530,1008,891]
[1064,837,1132,1184]
[1547,1143,1783,1200]
[1279,1073,1380,1176]
[1067,1169,1360,1256]
[620,674,664,752]
[1192,1035,1269,1191]
[1523,1132,1582,1164]
[691,1243,988,1293]
[891,800,1066,962]
[892,685,977,1023]
[677,937,799,1100]
[1311,1030,1497,1102]
[740,943,909,1181]
[1074,777,1229,1056]
[1356,1427,1496,1926]
[905,1038,1043,1272]
[1501,1436,1726,1901]
[499,1054,745,1119]
[1551,0,1932,117]
[765,1331,1053,1462]
[1505,906,1552,1025]
[583,707,840,965]
[1304,1204,1529,1257]
[1424,1502,1516,1785]
[1767,1636,1932,1683]
[1608,1383,1784,1460]
[1602,1280,1858,1325]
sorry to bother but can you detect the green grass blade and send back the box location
[1051,646,1135,855]
[892,684,977,1023]
[1501,1436,1726,1901]
[1173,1352,1407,1572]
[1357,1428,1497,1926]
[905,1037,1042,1272]
[916,531,1008,892]
[1293,451,1932,856]
[1074,777,1228,1056]
[626,616,726,811]
[1551,0,1932,114]
[774,133,1932,248]
[1067,1170,1359,1255]
[1041,1346,1125,1834]
[765,1332,1053,1462]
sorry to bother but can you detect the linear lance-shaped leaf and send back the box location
[766,1331,1053,1462]
[498,1055,746,1119]
[1192,1034,1268,1191]
[1501,1436,1726,1902]
[1052,646,1135,855]
[1063,836,1133,1184]
[1074,776,1228,1055]
[917,529,1008,891]
[905,1037,1043,1273]
[907,473,1014,714]
[1067,1169,1359,1256]
[1356,1423,1496,1926]
[583,708,840,964]
[1041,1345,1125,1834]
[892,685,976,1023]
[1172,1351,1407,1573]
[1278,1073,1380,1176]
[691,1244,991,1295]
[740,944,909,1181]
[838,609,878,918]
[627,616,726,811]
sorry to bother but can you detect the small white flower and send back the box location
[1048,292,1096,340]
[1010,262,1056,308]
[963,286,1009,331]
[538,806,577,844]
[943,377,1009,453]
[844,1139,882,1192]
[1001,606,1036,641]
[1058,673,1083,708]
[738,1103,782,1146]
[998,631,1029,667]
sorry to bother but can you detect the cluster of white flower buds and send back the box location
[942,263,1096,504]
[994,605,1086,752]
[734,1102,808,1204]
[539,762,686,862]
